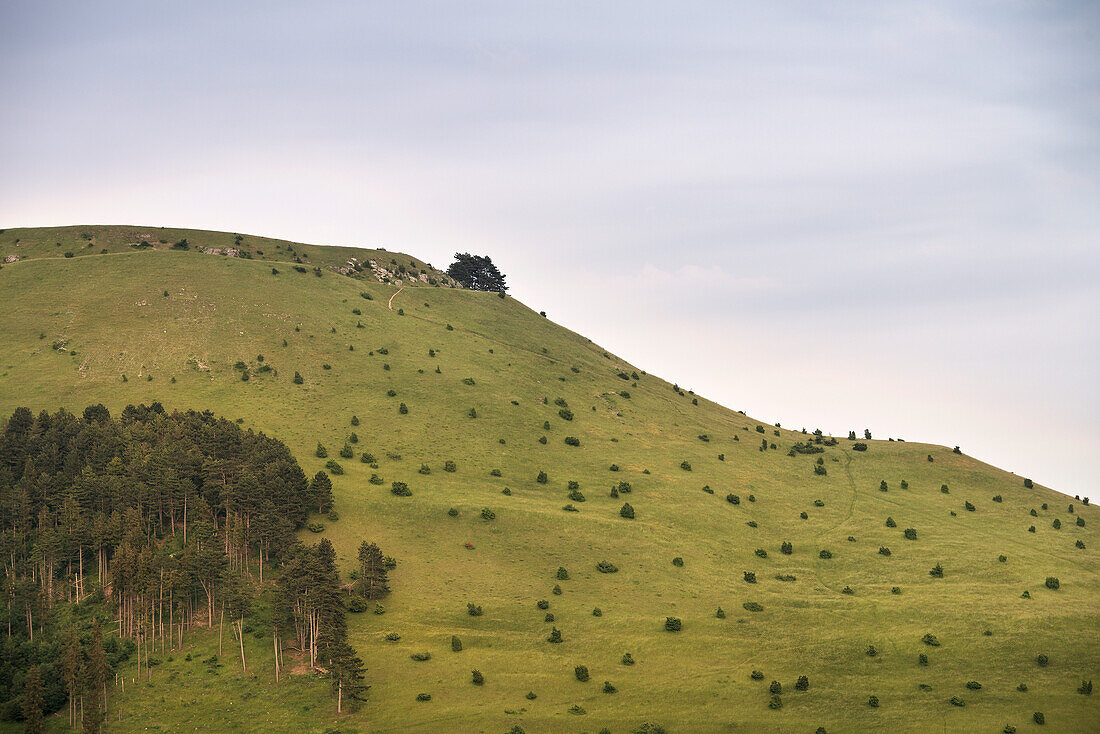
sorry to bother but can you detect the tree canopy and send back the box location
[446,253,508,292]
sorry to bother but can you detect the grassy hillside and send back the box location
[0,225,1096,733]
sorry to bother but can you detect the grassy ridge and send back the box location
[0,226,1096,732]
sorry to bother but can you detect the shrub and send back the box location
[315,442,328,458]
[780,541,792,555]
[617,481,632,493]
[466,603,483,617]
[965,501,976,512]
[1078,680,1092,695]
[345,595,368,613]
[385,632,401,641]
[416,693,431,701]
[596,561,618,573]
[398,403,408,415]
[557,567,569,580]
[672,556,684,567]
[1024,478,1034,488]
[307,522,324,533]
[481,507,495,520]
[620,503,635,519]
[769,680,782,695]
[564,436,580,446]
[568,489,585,502]
[965,681,982,690]
[369,473,384,485]
[558,408,573,421]
[814,499,825,507]
[536,470,548,484]
[819,549,832,559]
[575,666,590,682]
[750,670,764,680]
[471,669,484,685]
[680,460,692,471]
[622,653,635,665]
[744,571,757,583]
[1052,518,1061,529]
[796,675,809,691]
[526,691,538,699]
[921,633,940,646]
[1077,540,1087,549]
[768,695,782,709]
[602,680,617,694]
[716,606,725,618]
[1033,712,1044,725]
[852,442,868,451]
[904,528,917,540]
[879,546,893,557]
[885,517,896,528]
[1018,683,1028,691]
[391,481,411,497]
[1044,577,1059,590]
[891,586,901,594]
[993,495,1002,503]
[340,444,354,459]
[410,652,432,661]
[880,480,888,492]
[727,493,741,505]
[950,695,965,707]
[552,584,562,595]
[1077,516,1085,527]
[451,635,462,652]
[1028,525,1036,533]
[547,627,562,643]
[537,599,549,610]
[866,645,877,657]
[755,548,768,558]
[930,563,944,578]
[467,408,477,419]
[999,555,1007,562]
[489,468,502,477]
[418,463,430,474]
[743,601,764,612]
[665,617,682,632]
[1036,654,1048,667]
[593,607,602,617]
[867,695,879,707]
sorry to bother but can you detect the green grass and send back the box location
[0,225,1097,732]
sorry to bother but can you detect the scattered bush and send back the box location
[622,653,635,666]
[950,695,965,707]
[451,635,462,652]
[557,567,570,580]
[1036,654,1048,667]
[471,669,484,686]
[1045,577,1060,590]
[965,501,976,512]
[768,695,783,709]
[552,585,562,595]
[592,607,602,617]
[885,517,896,528]
[918,653,929,665]
[547,628,562,643]
[744,571,757,583]
[819,549,832,559]
[726,493,741,505]
[796,675,809,691]
[866,645,878,657]
[307,522,324,533]
[680,460,692,471]
[904,528,917,540]
[596,561,618,573]
[575,665,590,682]
[743,602,764,612]
[1052,518,1061,529]
[416,693,431,702]
[755,548,768,558]
[769,680,782,695]
[391,481,411,497]
[930,563,944,578]
[1078,680,1092,695]
[852,442,868,451]
[481,507,496,520]
[665,617,682,632]
[1024,478,1034,488]
[867,695,879,707]
[620,503,635,519]
[410,652,432,661]
[1033,712,1044,725]
[672,556,684,567]
[564,436,580,446]
[466,603,483,617]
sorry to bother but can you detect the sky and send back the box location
[1,1,1098,495]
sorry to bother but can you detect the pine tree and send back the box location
[311,471,334,514]
[62,626,83,727]
[446,253,508,292]
[22,664,44,734]
[83,621,108,734]
[357,541,390,600]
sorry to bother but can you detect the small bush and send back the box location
[481,507,496,520]
[307,522,324,533]
[325,459,344,475]
[451,635,462,652]
[965,501,976,512]
[596,561,618,573]
[602,680,617,694]
[592,607,602,617]
[921,634,940,647]
[930,563,944,578]
[416,693,431,701]
[547,628,562,643]
[819,549,832,559]
[665,617,682,632]
[557,567,570,580]
[672,556,684,567]
[743,602,764,612]
[410,652,432,661]
[1033,712,1044,725]
[552,584,562,595]
[1036,654,1048,667]
[620,503,635,519]
[716,606,725,618]
[391,481,411,497]
[622,653,635,666]
[750,670,764,680]
[867,695,879,707]
[919,653,929,665]
[866,645,878,657]
[744,571,757,583]
[1078,680,1092,695]
[885,517,896,528]
[726,493,740,505]
[904,528,917,540]
[315,442,328,458]
[466,603,483,617]
[950,695,965,707]
[680,460,692,471]
[537,599,549,610]
[755,548,768,558]
[795,675,809,691]
[966,681,982,690]
[564,436,580,446]
[852,442,868,451]
[1044,577,1060,590]
[769,680,782,695]
[471,669,484,685]
[1024,478,1034,488]
[575,665,590,682]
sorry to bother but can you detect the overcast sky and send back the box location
[2,1,1097,495]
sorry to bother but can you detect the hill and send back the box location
[0,225,1096,733]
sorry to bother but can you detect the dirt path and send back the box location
[387,286,404,310]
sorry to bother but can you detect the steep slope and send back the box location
[0,226,1096,733]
